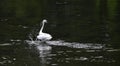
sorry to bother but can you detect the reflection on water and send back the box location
[27,41,52,66]
[37,45,51,66]
[0,40,120,66]
[0,56,16,65]
[25,40,120,66]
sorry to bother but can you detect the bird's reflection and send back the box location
[39,50,51,66]
[35,43,52,66]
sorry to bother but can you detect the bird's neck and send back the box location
[39,22,45,34]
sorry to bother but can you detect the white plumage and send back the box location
[37,19,52,41]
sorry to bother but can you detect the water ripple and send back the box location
[26,40,105,50]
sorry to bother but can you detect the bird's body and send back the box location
[37,32,52,41]
[37,19,52,42]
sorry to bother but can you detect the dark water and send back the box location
[0,0,120,66]
[0,40,120,66]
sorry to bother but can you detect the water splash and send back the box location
[26,40,105,50]
[26,38,120,54]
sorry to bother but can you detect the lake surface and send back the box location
[0,0,120,66]
[0,40,120,66]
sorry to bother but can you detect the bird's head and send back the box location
[42,19,47,23]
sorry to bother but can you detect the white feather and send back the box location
[37,19,52,41]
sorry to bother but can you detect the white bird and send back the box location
[36,19,52,42]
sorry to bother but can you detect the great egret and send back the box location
[36,19,52,42]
